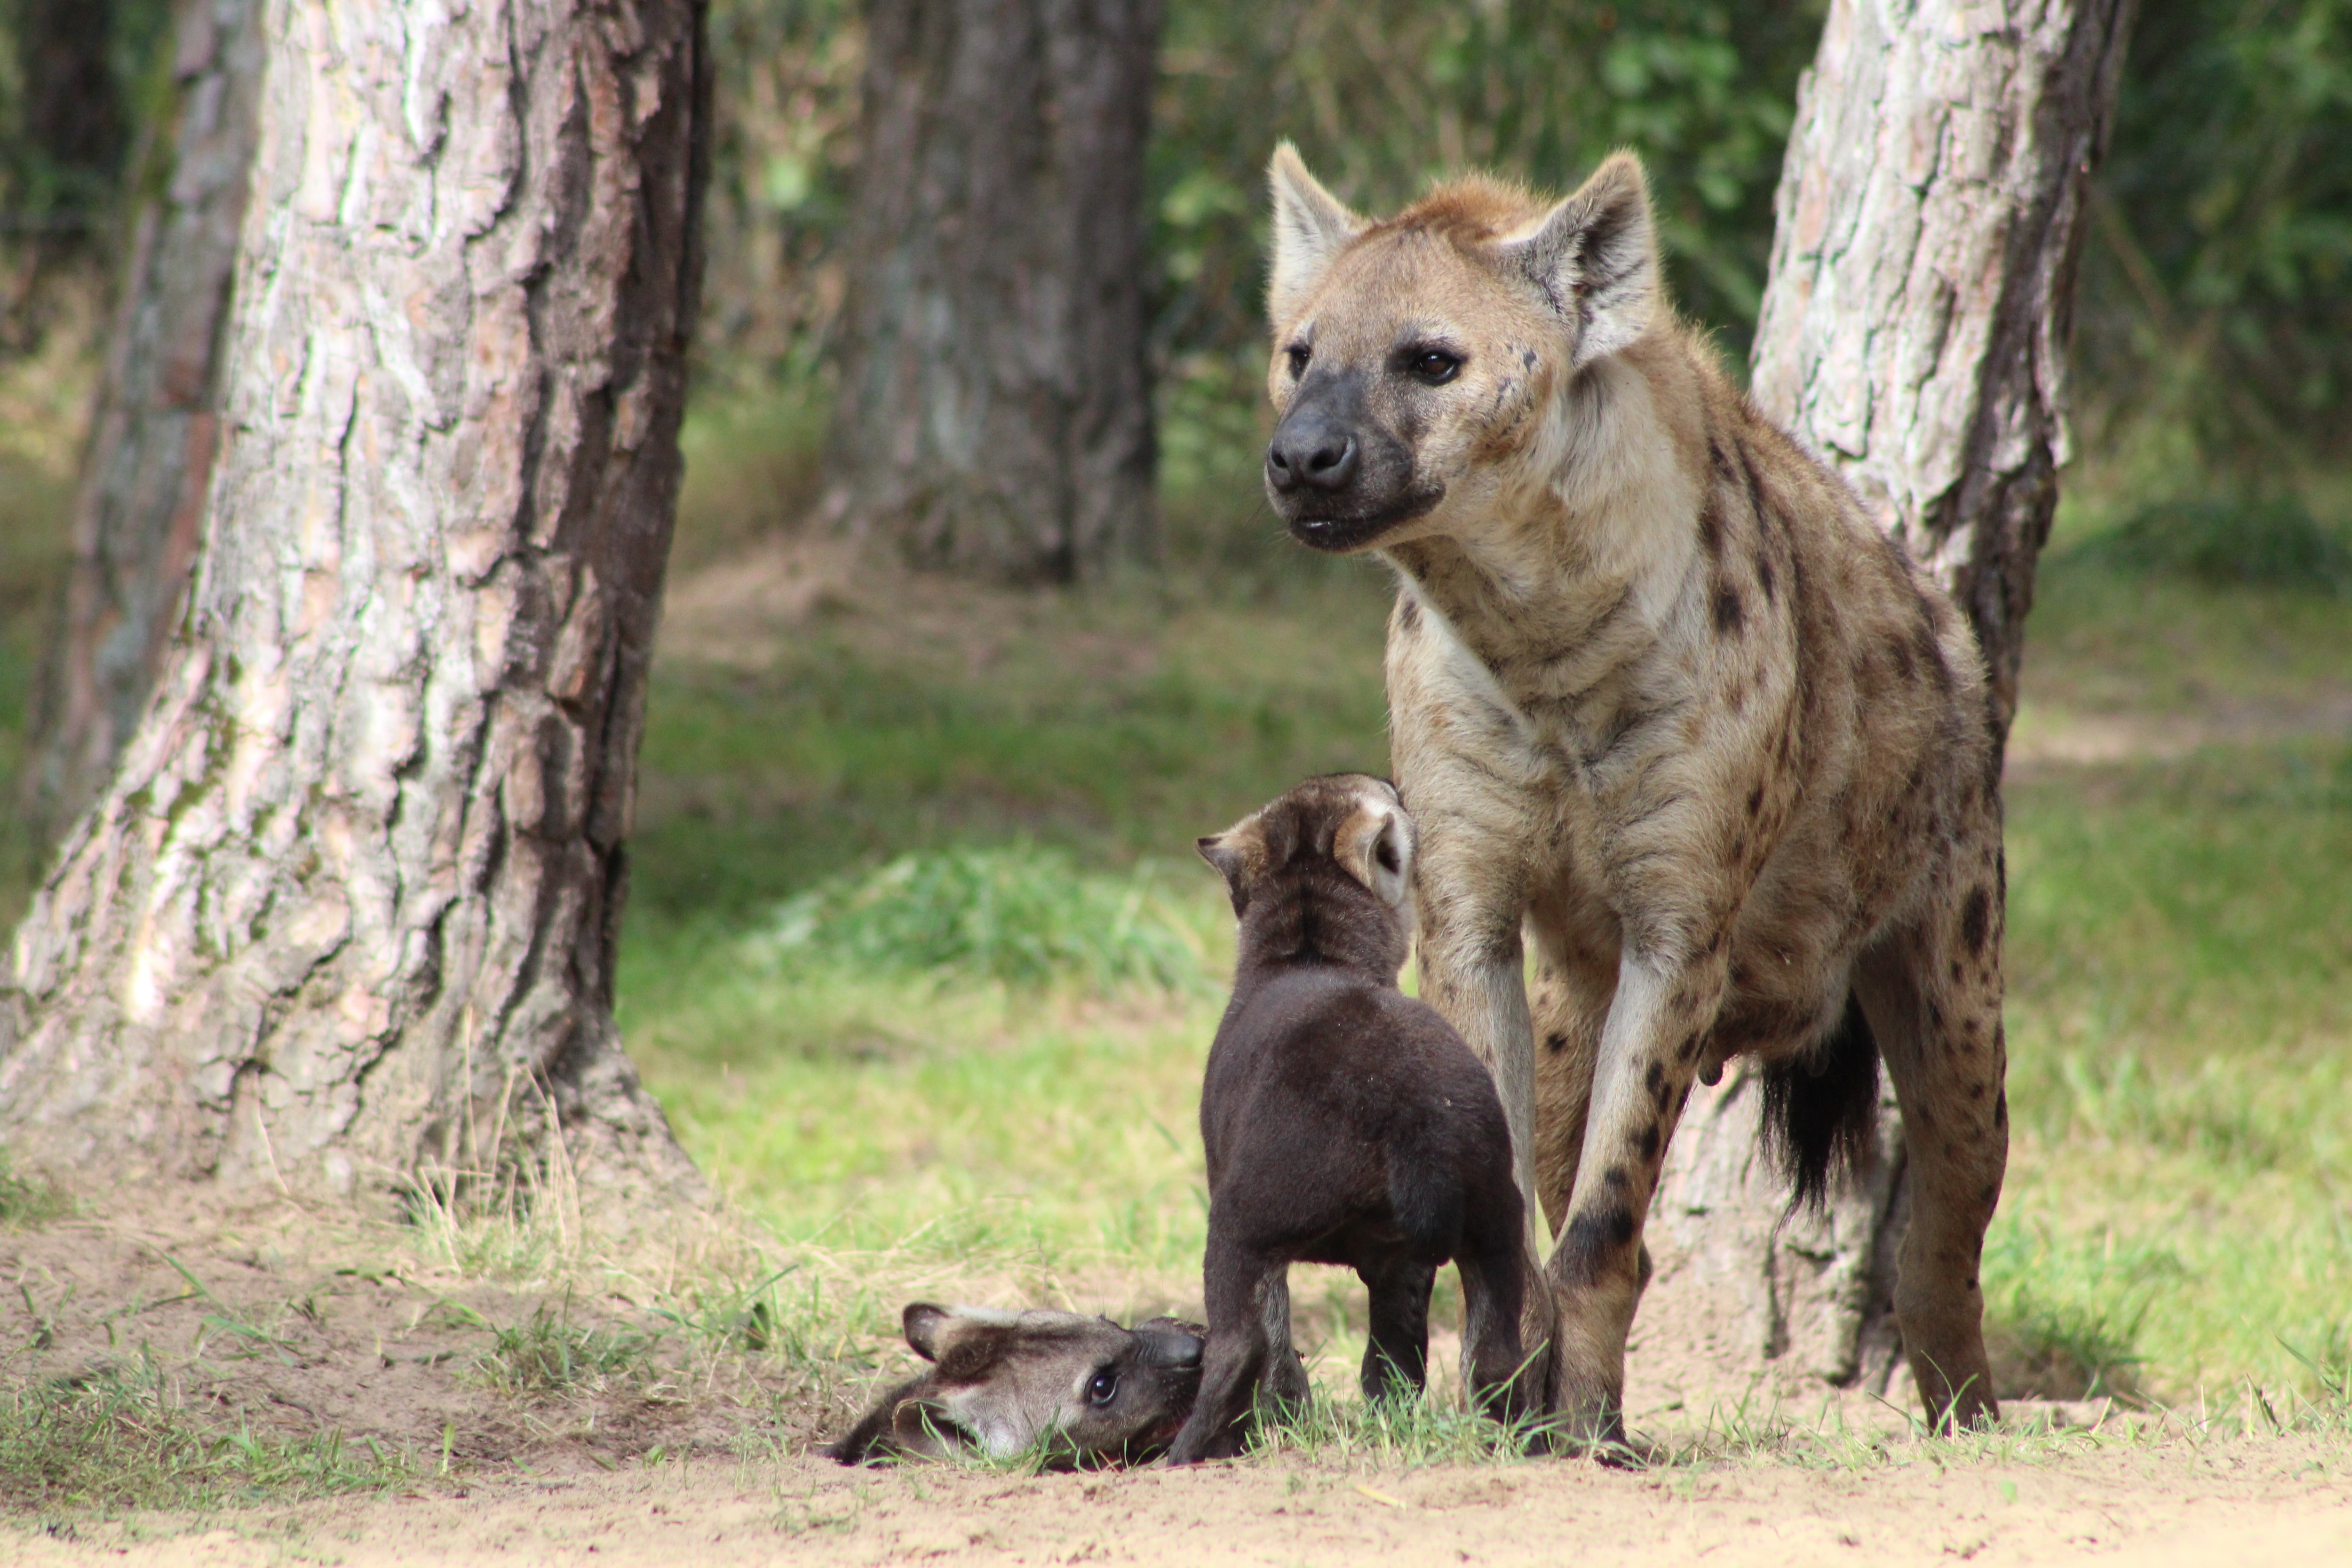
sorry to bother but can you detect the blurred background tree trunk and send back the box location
[16,0,263,856]
[822,0,1162,584]
[0,0,711,1209]
[1646,0,2137,1399]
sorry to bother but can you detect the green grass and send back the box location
[0,1354,426,1513]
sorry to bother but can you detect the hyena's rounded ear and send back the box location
[1267,143,1365,326]
[1501,151,1659,369]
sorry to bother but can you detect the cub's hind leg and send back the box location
[1358,1251,1436,1400]
[1852,852,2009,1430]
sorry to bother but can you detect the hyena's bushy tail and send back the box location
[1760,993,1881,1210]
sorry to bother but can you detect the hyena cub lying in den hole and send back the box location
[830,1303,1205,1466]
[1167,775,1538,1464]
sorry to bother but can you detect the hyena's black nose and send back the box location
[1267,414,1359,495]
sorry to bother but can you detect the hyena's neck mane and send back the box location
[1384,331,1712,686]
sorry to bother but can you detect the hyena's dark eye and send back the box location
[1087,1369,1120,1405]
[1408,350,1462,386]
[1285,344,1310,379]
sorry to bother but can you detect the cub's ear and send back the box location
[903,1302,951,1361]
[1197,816,1268,918]
[904,1304,1017,1381]
[1498,151,1658,368]
[1267,143,1365,326]
[1334,793,1415,911]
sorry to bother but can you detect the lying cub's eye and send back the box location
[1285,344,1311,379]
[1087,1369,1120,1406]
[1409,350,1462,386]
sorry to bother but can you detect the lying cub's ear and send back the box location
[1197,815,1269,918]
[1335,788,1415,912]
[903,1302,951,1361]
[903,1304,1019,1381]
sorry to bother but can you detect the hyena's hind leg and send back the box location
[1853,846,2010,1430]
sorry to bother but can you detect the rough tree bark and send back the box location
[19,0,266,853]
[1645,0,2135,1395]
[821,0,1161,584]
[0,0,712,1208]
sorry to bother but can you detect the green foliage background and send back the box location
[684,0,2352,521]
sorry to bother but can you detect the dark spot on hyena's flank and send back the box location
[1698,503,1723,560]
[1960,885,1991,955]
[1756,549,1776,604]
[1996,848,2007,900]
[1546,1032,1568,1054]
[1397,596,1420,632]
[1979,1181,1999,1206]
[1746,783,1764,818]
[1604,1164,1630,1192]
[1558,1205,1638,1284]
[1993,1089,2008,1130]
[1634,1122,1660,1162]
[1713,583,1746,635]
[1645,1060,1669,1106]
[1678,1031,1701,1061]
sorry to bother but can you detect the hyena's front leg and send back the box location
[1543,948,1726,1447]
[1412,850,1561,1382]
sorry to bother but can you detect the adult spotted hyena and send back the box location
[1257,145,2009,1442]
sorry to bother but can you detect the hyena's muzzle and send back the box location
[1264,365,1442,553]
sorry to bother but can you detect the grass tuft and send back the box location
[463,1298,667,1400]
[1243,1382,1554,1470]
[752,845,1211,995]
[0,1150,69,1230]
[0,1353,422,1512]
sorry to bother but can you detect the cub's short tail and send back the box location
[1759,993,1881,1210]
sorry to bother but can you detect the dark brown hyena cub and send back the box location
[1166,774,1535,1465]
[829,1303,1205,1466]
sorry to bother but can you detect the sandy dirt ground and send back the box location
[12,1439,2352,1566]
[6,1192,2350,1564]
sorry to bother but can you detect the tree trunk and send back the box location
[822,0,1161,584]
[18,0,265,855]
[1645,0,2134,1397]
[0,0,712,1210]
